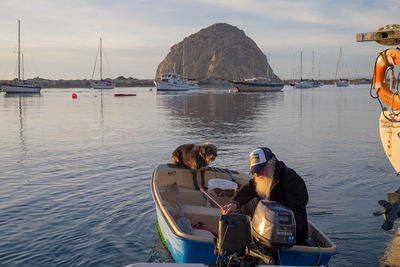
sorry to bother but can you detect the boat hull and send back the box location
[154,80,190,91]
[155,204,217,263]
[1,84,41,93]
[295,81,313,89]
[232,82,284,92]
[334,81,349,87]
[93,83,115,89]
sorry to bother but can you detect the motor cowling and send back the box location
[251,200,296,249]
[216,214,252,256]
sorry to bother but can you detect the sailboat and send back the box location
[334,47,349,87]
[295,51,312,89]
[1,20,41,93]
[311,50,321,87]
[92,38,115,89]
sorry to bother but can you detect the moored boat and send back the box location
[1,20,41,94]
[92,38,115,89]
[334,79,349,87]
[295,80,313,89]
[230,77,284,92]
[152,163,337,265]
[154,73,192,91]
[334,48,349,87]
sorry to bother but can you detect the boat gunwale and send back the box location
[151,164,215,243]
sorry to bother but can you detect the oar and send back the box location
[200,187,223,208]
[174,184,192,234]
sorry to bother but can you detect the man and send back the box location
[221,147,309,245]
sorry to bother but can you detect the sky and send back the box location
[0,0,398,80]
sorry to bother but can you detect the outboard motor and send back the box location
[251,200,296,249]
[214,214,275,266]
[216,214,252,256]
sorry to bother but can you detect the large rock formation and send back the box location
[156,23,280,82]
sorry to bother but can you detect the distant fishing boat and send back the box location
[154,73,191,91]
[92,38,115,89]
[1,20,41,94]
[335,48,349,87]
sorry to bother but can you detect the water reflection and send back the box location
[156,90,283,137]
[382,228,400,266]
[3,93,40,162]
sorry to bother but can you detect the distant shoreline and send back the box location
[1,77,372,88]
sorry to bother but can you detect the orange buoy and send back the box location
[72,93,77,99]
[374,49,400,109]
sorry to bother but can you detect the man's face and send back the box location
[254,165,268,178]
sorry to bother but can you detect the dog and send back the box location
[172,143,217,190]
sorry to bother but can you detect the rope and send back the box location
[315,245,322,266]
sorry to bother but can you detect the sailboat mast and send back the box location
[300,51,303,80]
[18,19,21,82]
[99,38,103,80]
[182,44,185,78]
[338,47,342,80]
[312,49,315,80]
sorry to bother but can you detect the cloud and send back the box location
[0,0,398,79]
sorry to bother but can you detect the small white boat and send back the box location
[92,38,115,89]
[187,78,200,89]
[231,77,284,92]
[295,80,313,89]
[1,20,41,94]
[154,73,191,91]
[334,80,349,87]
[152,163,337,265]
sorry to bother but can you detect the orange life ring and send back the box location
[374,49,400,109]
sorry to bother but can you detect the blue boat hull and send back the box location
[155,204,217,264]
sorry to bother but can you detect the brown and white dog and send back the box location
[172,143,217,190]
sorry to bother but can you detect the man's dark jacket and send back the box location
[232,158,309,245]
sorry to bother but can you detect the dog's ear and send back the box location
[199,144,207,158]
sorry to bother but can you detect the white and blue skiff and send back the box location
[151,163,337,266]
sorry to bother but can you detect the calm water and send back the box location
[0,85,399,266]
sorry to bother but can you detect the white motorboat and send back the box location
[295,80,313,89]
[1,20,41,94]
[154,73,191,91]
[92,38,115,89]
[231,77,284,92]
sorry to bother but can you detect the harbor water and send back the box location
[0,85,399,266]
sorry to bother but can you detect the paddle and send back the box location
[174,184,192,234]
[200,187,223,208]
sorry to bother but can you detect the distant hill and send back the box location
[156,23,280,83]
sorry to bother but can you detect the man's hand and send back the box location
[221,202,238,215]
